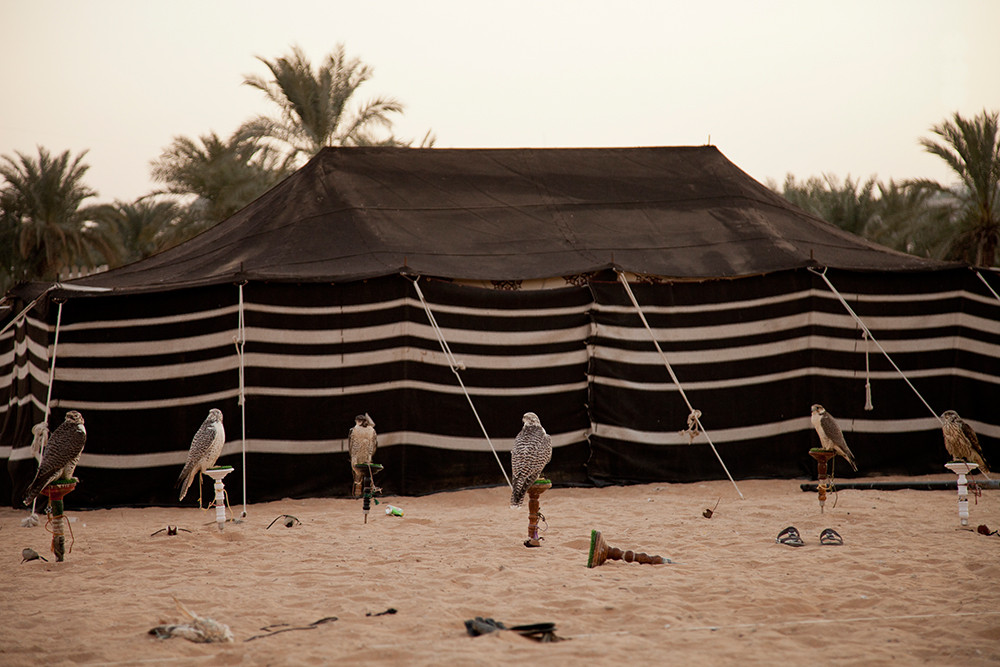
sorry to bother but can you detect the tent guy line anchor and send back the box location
[616,270,744,500]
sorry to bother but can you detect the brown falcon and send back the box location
[810,404,858,471]
[22,411,87,505]
[348,413,378,497]
[510,412,552,508]
[176,408,226,506]
[941,410,990,472]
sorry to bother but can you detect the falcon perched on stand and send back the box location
[510,412,552,508]
[22,411,87,505]
[941,410,990,472]
[176,408,225,506]
[810,404,858,471]
[348,413,378,497]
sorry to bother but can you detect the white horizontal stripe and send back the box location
[56,304,240,332]
[592,416,1000,445]
[55,321,592,358]
[11,428,590,469]
[592,365,1000,391]
[48,295,590,334]
[597,310,998,343]
[593,335,1000,364]
[248,379,588,398]
[53,348,588,383]
[595,288,997,315]
[252,296,590,319]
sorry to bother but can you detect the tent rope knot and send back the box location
[681,410,703,443]
[615,270,744,499]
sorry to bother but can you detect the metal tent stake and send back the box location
[524,479,551,547]
[945,461,979,526]
[586,530,667,568]
[205,466,233,531]
[809,449,836,512]
[40,478,77,561]
[355,463,383,523]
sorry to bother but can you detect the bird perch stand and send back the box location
[355,462,383,524]
[205,466,233,532]
[945,461,979,526]
[40,478,77,562]
[524,479,551,548]
[586,530,667,568]
[809,448,836,513]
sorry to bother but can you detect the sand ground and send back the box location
[2,474,999,666]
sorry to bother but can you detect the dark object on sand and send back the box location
[464,617,564,642]
[776,526,805,547]
[819,528,844,546]
[266,515,301,529]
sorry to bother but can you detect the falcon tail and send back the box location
[175,465,197,501]
[509,476,531,508]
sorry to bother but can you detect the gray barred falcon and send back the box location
[176,408,226,504]
[348,413,378,497]
[941,410,990,472]
[22,410,87,505]
[510,412,552,508]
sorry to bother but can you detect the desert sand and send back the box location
[2,474,999,666]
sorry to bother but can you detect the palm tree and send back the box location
[863,180,954,258]
[149,129,292,240]
[777,174,881,237]
[917,109,1000,266]
[91,198,188,265]
[241,44,419,163]
[0,147,117,288]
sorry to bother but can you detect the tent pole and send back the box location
[29,299,65,520]
[616,271,744,499]
[235,282,248,518]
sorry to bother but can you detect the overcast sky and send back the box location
[2,1,998,204]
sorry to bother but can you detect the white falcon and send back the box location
[510,412,552,508]
[176,408,226,506]
[941,410,990,472]
[810,404,858,471]
[348,413,378,497]
[22,411,87,505]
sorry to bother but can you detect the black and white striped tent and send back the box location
[2,146,998,508]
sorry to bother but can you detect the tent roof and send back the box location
[64,146,952,294]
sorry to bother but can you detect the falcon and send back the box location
[176,408,225,506]
[810,404,858,471]
[510,412,552,508]
[348,413,378,497]
[22,410,87,505]
[941,410,990,472]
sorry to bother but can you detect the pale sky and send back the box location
[2,0,998,204]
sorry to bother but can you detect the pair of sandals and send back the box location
[776,526,842,547]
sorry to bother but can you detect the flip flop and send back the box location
[776,526,804,547]
[819,528,844,546]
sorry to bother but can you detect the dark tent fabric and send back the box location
[2,146,997,508]
[53,145,942,295]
